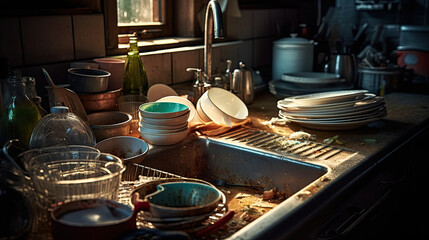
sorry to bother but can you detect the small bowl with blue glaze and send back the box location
[139,102,189,119]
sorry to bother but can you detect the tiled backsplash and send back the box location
[0,8,298,97]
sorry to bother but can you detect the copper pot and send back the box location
[78,89,122,113]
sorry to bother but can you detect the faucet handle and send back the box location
[186,68,208,83]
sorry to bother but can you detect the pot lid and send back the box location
[274,33,312,46]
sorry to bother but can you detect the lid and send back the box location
[274,33,312,46]
[50,106,69,113]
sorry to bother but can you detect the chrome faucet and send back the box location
[204,0,224,81]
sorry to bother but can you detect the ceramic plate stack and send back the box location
[277,90,387,130]
[269,72,354,98]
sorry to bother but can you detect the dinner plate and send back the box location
[281,90,369,106]
[277,93,377,111]
[281,72,342,84]
[147,83,178,102]
[278,97,385,116]
[280,105,385,119]
[281,111,387,131]
[280,107,386,122]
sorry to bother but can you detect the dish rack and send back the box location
[119,163,228,234]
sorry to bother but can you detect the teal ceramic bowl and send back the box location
[139,102,189,119]
[144,182,221,218]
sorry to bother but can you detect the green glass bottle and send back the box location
[123,36,149,96]
[1,76,42,147]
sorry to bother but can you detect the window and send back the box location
[103,0,202,55]
[116,0,172,41]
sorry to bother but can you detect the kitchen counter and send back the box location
[228,91,429,239]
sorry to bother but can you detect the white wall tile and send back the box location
[0,18,23,67]
[172,50,199,84]
[21,15,74,65]
[141,53,172,86]
[73,14,105,60]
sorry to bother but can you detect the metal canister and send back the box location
[232,62,254,104]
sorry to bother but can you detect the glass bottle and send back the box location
[1,76,42,148]
[123,35,149,96]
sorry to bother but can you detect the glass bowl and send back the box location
[28,151,125,210]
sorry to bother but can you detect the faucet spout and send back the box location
[204,0,224,81]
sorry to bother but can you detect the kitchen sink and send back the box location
[139,133,327,196]
[125,127,353,239]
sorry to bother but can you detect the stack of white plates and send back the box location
[277,90,387,130]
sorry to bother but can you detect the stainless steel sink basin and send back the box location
[141,136,327,196]
[128,127,356,239]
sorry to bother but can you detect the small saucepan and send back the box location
[50,198,190,240]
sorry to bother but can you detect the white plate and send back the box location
[278,93,377,111]
[281,72,342,84]
[282,111,387,131]
[281,90,369,106]
[280,105,385,119]
[156,96,196,123]
[147,83,178,102]
[278,97,385,116]
[280,107,386,122]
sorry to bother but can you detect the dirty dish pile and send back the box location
[138,102,190,145]
[277,89,387,130]
[95,136,149,164]
[196,87,248,127]
[28,152,125,210]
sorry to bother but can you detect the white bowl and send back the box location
[199,91,232,127]
[139,120,188,130]
[139,127,189,145]
[139,111,189,126]
[95,136,149,164]
[147,83,178,102]
[156,96,196,123]
[196,98,211,123]
[207,87,248,121]
[139,125,188,135]
[139,102,189,119]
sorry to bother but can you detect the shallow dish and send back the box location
[95,136,149,164]
[139,102,189,119]
[139,127,188,145]
[198,91,232,126]
[139,111,189,126]
[147,83,178,102]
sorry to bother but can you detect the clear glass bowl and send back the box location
[28,151,125,210]
[29,106,96,149]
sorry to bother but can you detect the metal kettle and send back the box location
[232,62,254,104]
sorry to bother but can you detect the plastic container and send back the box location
[358,66,402,96]
[28,106,96,149]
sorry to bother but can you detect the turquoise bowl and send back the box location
[145,182,221,218]
[139,102,189,119]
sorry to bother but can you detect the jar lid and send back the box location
[274,33,312,46]
[50,106,69,113]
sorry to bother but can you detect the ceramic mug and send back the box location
[93,58,125,91]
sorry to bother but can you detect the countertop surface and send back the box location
[247,91,429,158]
[226,90,429,239]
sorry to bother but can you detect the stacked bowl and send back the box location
[138,102,190,145]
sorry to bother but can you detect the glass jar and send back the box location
[1,77,42,147]
[123,35,149,96]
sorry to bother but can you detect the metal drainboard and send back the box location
[211,127,355,161]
